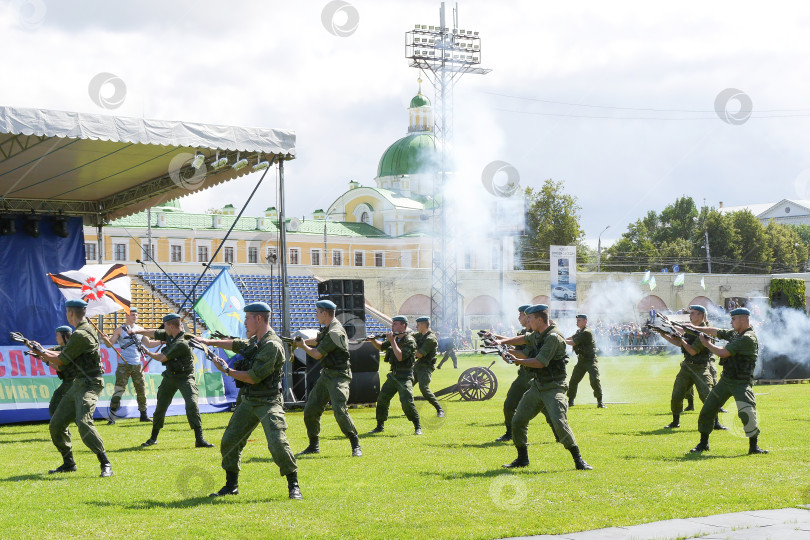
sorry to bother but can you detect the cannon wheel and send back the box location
[457,366,498,401]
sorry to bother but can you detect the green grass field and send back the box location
[1,353,809,539]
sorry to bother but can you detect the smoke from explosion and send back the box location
[745,296,810,379]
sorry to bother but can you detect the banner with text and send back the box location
[549,245,577,320]
[0,344,228,424]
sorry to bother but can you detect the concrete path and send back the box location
[509,506,810,539]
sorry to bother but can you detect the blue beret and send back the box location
[392,315,408,323]
[415,316,430,323]
[576,314,588,319]
[55,325,72,333]
[730,307,750,316]
[244,302,271,313]
[65,299,87,308]
[315,300,337,310]
[525,304,548,314]
[689,305,707,314]
[162,313,181,323]
[518,304,531,313]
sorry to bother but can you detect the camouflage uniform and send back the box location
[150,329,202,436]
[567,326,603,404]
[302,319,358,440]
[220,329,297,476]
[49,322,107,457]
[413,330,443,413]
[376,333,420,426]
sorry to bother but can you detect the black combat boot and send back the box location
[569,446,593,470]
[690,432,710,453]
[436,408,445,418]
[287,472,303,500]
[97,452,112,478]
[568,398,575,407]
[713,416,728,431]
[665,414,680,428]
[503,446,530,468]
[142,426,160,446]
[495,428,512,442]
[597,401,606,408]
[413,421,423,436]
[297,437,320,456]
[210,471,239,497]
[194,427,214,448]
[368,423,384,434]
[139,411,152,422]
[48,451,77,474]
[748,436,768,455]
[348,434,362,457]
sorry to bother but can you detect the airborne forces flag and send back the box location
[48,263,131,316]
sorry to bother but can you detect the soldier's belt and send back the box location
[165,369,193,376]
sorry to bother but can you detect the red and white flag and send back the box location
[48,263,131,316]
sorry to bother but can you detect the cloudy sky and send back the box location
[3,0,810,246]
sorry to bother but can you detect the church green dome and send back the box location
[410,92,430,108]
[376,132,439,177]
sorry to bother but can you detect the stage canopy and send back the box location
[0,105,295,223]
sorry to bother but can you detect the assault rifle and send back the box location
[10,332,47,359]
[349,331,407,345]
[187,336,226,369]
[479,336,514,364]
[650,313,716,343]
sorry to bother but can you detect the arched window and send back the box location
[360,211,370,224]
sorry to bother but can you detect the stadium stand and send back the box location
[135,272,389,336]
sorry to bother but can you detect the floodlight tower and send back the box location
[405,2,490,331]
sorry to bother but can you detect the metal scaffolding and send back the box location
[405,2,490,331]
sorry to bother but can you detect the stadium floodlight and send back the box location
[191,153,205,169]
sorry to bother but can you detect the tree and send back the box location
[766,221,807,273]
[694,208,739,273]
[519,179,584,270]
[730,211,771,273]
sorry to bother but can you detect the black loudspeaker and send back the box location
[349,341,380,373]
[348,371,380,404]
[318,279,366,327]
[305,358,322,397]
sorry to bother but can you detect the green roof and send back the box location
[107,209,388,238]
[377,132,439,178]
[410,92,430,108]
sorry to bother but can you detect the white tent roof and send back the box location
[0,105,295,221]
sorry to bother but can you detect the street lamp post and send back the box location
[597,225,610,272]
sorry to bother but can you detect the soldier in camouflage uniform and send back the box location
[658,305,725,431]
[295,299,361,457]
[413,316,445,418]
[134,313,214,448]
[496,304,592,471]
[198,302,302,499]
[493,305,534,442]
[686,307,768,455]
[35,299,112,477]
[369,315,422,435]
[45,326,75,417]
[565,314,605,408]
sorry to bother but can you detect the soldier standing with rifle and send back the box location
[368,315,422,435]
[32,299,112,477]
[107,307,156,424]
[492,305,533,442]
[46,326,75,417]
[197,302,302,499]
[685,307,768,455]
[656,305,725,431]
[132,314,214,448]
[495,304,593,471]
[294,299,362,458]
[565,314,605,408]
[413,316,445,418]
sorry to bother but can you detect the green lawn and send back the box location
[1,353,808,539]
